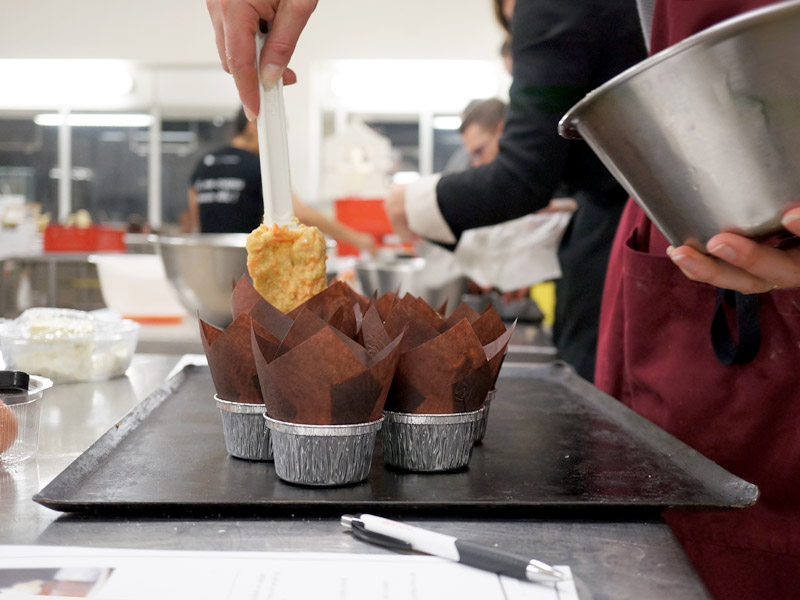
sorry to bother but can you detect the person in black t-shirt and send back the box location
[188,108,377,252]
[188,109,264,233]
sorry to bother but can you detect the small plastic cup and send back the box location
[382,408,484,472]
[264,415,383,486]
[0,374,53,465]
[474,388,496,444]
[215,396,272,461]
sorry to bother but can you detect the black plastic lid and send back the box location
[0,370,30,393]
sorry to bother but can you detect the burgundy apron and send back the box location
[595,1,800,598]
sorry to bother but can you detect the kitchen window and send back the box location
[0,113,233,232]
[0,116,58,219]
[69,125,149,225]
[0,111,464,229]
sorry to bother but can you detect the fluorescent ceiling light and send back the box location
[433,116,462,130]
[34,113,153,127]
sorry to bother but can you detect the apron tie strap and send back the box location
[711,289,761,366]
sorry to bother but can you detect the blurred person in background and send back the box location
[188,108,262,233]
[188,108,377,253]
[458,98,506,170]
[456,98,576,216]
[383,0,646,381]
[499,36,512,75]
[447,97,574,315]
[492,0,515,33]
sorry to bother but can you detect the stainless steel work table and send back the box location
[0,354,711,599]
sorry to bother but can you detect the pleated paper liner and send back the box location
[201,274,515,477]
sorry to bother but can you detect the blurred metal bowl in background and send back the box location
[354,255,467,314]
[559,0,800,250]
[153,234,249,327]
[154,234,346,327]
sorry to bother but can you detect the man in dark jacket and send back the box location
[385,1,647,380]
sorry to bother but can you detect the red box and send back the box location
[95,227,126,252]
[44,225,126,253]
[334,197,393,256]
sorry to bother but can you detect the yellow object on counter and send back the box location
[530,280,556,327]
[64,209,93,228]
[246,222,328,313]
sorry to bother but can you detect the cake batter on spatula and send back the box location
[246,222,326,313]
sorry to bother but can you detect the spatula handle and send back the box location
[256,23,295,226]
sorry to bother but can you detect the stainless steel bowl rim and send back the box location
[355,257,426,273]
[559,0,800,139]
[214,396,266,414]
[264,414,384,436]
[383,408,484,425]
[151,233,249,248]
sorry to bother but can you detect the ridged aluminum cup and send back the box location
[382,408,484,472]
[264,415,382,487]
[474,388,496,444]
[215,396,272,461]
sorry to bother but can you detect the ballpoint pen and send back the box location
[341,513,565,584]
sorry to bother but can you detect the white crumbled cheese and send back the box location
[19,307,96,339]
[11,339,94,383]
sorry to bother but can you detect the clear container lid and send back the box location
[0,307,139,342]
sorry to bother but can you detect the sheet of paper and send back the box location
[165,353,207,380]
[0,546,579,600]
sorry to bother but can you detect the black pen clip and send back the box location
[349,519,414,553]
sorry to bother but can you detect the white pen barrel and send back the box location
[359,514,459,561]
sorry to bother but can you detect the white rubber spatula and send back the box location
[255,22,294,227]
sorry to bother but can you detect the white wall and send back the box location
[0,0,506,199]
[0,1,502,63]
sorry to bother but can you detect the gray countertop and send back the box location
[0,354,711,600]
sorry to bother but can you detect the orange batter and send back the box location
[246,222,327,313]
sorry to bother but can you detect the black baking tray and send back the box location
[33,361,758,518]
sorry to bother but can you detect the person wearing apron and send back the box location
[596,1,800,598]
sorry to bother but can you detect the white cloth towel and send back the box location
[453,212,572,291]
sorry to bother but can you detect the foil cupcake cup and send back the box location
[215,396,273,461]
[382,408,484,472]
[264,415,383,487]
[474,388,496,444]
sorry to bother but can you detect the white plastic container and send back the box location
[90,254,187,323]
[0,308,139,383]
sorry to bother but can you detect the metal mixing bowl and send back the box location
[154,233,345,326]
[354,255,467,314]
[153,233,249,326]
[559,0,800,250]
